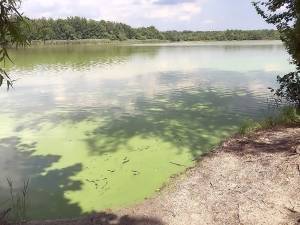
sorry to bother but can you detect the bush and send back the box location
[270,71,300,107]
[239,107,300,135]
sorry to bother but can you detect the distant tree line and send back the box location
[19,17,280,42]
[163,30,280,41]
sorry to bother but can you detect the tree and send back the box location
[17,17,280,42]
[0,0,27,88]
[253,0,300,106]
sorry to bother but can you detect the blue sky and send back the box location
[21,0,274,31]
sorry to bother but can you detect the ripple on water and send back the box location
[0,42,293,219]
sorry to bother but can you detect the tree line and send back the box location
[19,17,280,42]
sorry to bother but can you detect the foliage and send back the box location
[0,179,30,225]
[163,29,280,41]
[270,71,300,105]
[6,178,30,224]
[0,0,27,88]
[239,106,300,134]
[253,0,300,107]
[19,17,280,43]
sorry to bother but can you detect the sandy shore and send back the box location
[25,126,300,225]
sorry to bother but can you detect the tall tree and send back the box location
[253,0,300,106]
[0,0,27,88]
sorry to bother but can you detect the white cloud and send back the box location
[143,1,201,21]
[21,0,203,25]
[202,19,214,24]
[20,0,274,30]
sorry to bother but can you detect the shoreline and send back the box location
[25,39,283,47]
[23,124,300,225]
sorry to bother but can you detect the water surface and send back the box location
[0,41,292,220]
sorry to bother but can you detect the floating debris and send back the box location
[132,170,140,175]
[122,157,130,164]
[169,161,185,167]
[85,179,100,189]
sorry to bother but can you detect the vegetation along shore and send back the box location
[24,108,300,225]
[0,0,299,224]
[20,17,280,43]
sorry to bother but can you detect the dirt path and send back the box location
[27,127,300,225]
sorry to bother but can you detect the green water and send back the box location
[0,41,293,220]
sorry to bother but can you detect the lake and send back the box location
[0,41,292,220]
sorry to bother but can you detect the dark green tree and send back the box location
[0,0,27,88]
[18,17,280,43]
[253,0,300,106]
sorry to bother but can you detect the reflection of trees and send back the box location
[0,137,84,220]
[8,68,275,128]
[7,46,160,71]
[85,88,269,158]
[0,68,276,220]
[0,137,166,224]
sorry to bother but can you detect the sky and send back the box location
[21,0,275,31]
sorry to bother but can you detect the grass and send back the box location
[239,106,300,135]
[1,179,30,225]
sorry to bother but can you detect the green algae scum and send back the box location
[0,41,293,220]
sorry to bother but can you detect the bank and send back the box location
[19,120,299,225]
